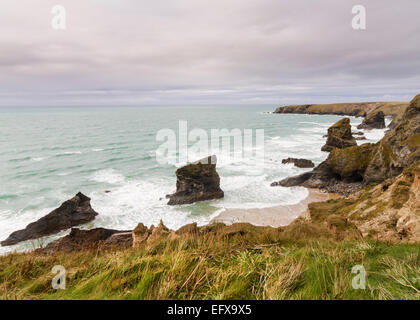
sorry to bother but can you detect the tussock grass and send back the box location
[1,233,419,300]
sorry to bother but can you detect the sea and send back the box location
[0,105,390,254]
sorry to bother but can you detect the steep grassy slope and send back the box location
[1,234,420,300]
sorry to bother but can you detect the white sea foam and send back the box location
[55,151,83,157]
[90,169,126,184]
[1,110,392,255]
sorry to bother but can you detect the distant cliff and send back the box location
[274,102,408,118]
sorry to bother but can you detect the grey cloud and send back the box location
[0,0,419,106]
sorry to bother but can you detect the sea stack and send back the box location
[167,155,224,205]
[321,118,357,152]
[357,111,386,130]
[1,192,98,246]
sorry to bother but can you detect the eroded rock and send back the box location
[1,192,98,246]
[37,227,132,254]
[321,118,357,152]
[167,155,224,205]
[357,111,385,130]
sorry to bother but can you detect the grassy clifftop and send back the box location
[274,102,408,117]
[1,230,420,300]
[1,163,419,300]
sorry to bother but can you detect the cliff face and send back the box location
[306,164,420,242]
[274,102,408,117]
[333,94,419,184]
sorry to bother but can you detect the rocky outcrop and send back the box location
[281,158,315,168]
[37,227,132,254]
[1,192,98,246]
[132,222,151,248]
[167,155,224,205]
[272,94,420,194]
[357,111,385,130]
[321,118,357,152]
[306,165,420,242]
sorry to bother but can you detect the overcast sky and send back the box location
[1,0,419,107]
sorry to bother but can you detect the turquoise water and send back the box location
[0,106,387,254]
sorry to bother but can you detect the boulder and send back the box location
[167,155,224,205]
[281,158,315,168]
[37,228,132,254]
[357,111,386,130]
[1,192,98,246]
[321,118,357,152]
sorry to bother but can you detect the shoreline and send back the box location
[212,188,340,228]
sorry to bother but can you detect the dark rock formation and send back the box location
[1,192,98,246]
[271,172,313,187]
[37,227,132,254]
[321,118,357,152]
[272,94,420,195]
[355,136,367,141]
[281,158,315,168]
[353,131,364,135]
[357,111,386,130]
[167,155,224,205]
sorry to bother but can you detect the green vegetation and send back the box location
[1,234,420,300]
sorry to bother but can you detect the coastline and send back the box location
[212,188,339,228]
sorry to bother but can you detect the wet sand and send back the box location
[212,188,339,228]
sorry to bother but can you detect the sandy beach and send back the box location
[212,188,339,228]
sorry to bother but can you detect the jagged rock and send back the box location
[37,228,132,254]
[147,220,171,243]
[281,158,315,168]
[355,136,367,141]
[357,111,386,130]
[167,155,224,205]
[132,223,151,248]
[363,95,420,183]
[321,118,357,152]
[132,220,173,247]
[353,131,364,136]
[1,192,98,246]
